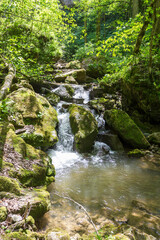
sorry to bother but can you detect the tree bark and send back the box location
[133,0,155,54]
[0,60,16,100]
[132,0,139,17]
[149,0,160,81]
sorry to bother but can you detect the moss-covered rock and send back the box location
[122,74,160,123]
[66,60,82,69]
[0,206,7,222]
[10,80,34,92]
[7,87,58,149]
[29,188,51,219]
[53,84,74,102]
[104,109,150,149]
[4,128,55,187]
[45,92,60,106]
[3,231,45,240]
[0,176,21,195]
[128,149,145,158]
[69,104,98,152]
[55,69,86,84]
[65,75,77,84]
[89,98,116,112]
[147,132,160,146]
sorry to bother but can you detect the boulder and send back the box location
[45,92,60,106]
[65,75,78,84]
[53,85,74,102]
[3,128,55,187]
[7,87,58,149]
[0,176,21,196]
[69,104,98,152]
[104,109,150,149]
[0,188,51,220]
[55,69,86,84]
[147,132,160,146]
[98,132,124,151]
[89,98,116,112]
[65,60,81,69]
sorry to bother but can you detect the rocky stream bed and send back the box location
[0,60,160,240]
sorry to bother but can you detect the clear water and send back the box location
[44,85,160,233]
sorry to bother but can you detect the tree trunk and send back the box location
[149,0,160,81]
[132,0,139,17]
[133,0,155,54]
[96,0,101,42]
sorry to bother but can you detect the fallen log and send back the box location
[0,58,16,100]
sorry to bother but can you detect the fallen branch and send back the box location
[54,191,100,237]
[0,57,16,100]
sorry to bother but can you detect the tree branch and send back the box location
[54,192,100,237]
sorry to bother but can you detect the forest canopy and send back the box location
[0,0,159,86]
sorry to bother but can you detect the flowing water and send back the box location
[43,85,160,234]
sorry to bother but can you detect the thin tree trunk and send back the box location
[133,0,155,54]
[149,0,160,81]
[132,0,139,17]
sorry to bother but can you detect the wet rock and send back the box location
[98,132,124,151]
[0,206,7,222]
[147,132,160,146]
[89,87,105,99]
[7,87,58,149]
[69,104,98,152]
[104,109,150,149]
[45,92,60,106]
[53,85,74,102]
[140,153,160,171]
[127,200,160,238]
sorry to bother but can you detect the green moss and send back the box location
[69,104,98,152]
[7,88,58,149]
[65,85,74,96]
[26,215,35,225]
[18,165,46,187]
[128,149,145,158]
[0,206,7,222]
[45,176,55,185]
[30,189,50,219]
[0,176,21,195]
[3,231,45,240]
[147,132,160,146]
[104,109,150,149]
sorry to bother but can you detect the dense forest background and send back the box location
[0,0,159,97]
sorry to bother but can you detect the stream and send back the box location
[42,84,160,235]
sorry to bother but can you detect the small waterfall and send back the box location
[47,101,81,170]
